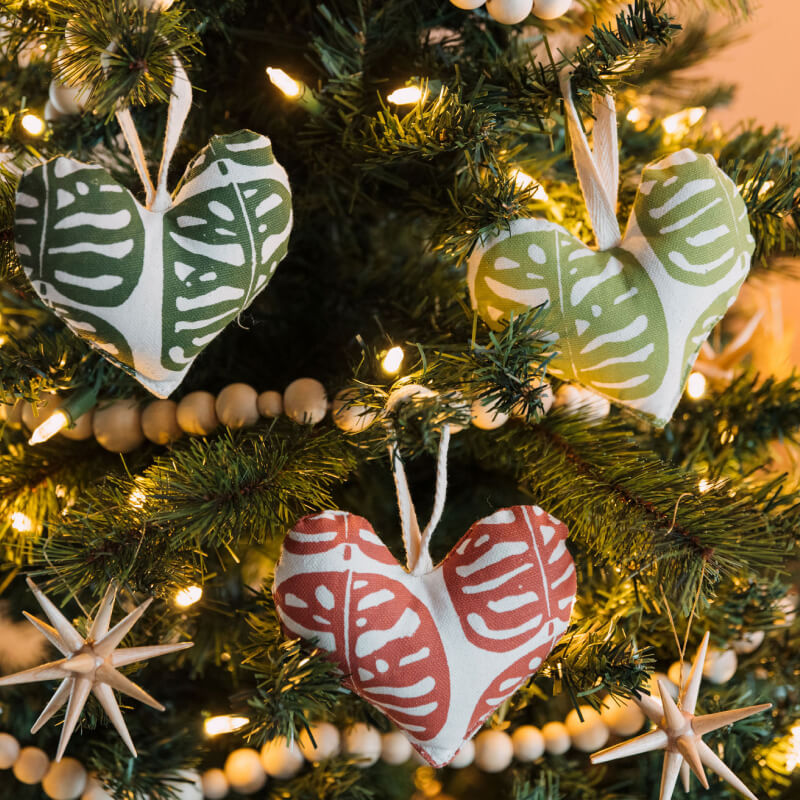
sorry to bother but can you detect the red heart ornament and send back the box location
[273,505,577,767]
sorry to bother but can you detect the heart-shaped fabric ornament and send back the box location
[14,62,292,398]
[467,79,754,427]
[273,429,576,766]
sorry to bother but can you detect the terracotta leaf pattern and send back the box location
[273,506,576,767]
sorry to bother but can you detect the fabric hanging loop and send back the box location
[559,70,622,250]
[388,424,451,576]
[112,54,192,212]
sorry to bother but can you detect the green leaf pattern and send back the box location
[468,149,754,426]
[14,130,292,397]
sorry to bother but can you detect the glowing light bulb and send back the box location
[175,584,202,607]
[787,724,800,771]
[662,106,706,137]
[381,346,404,375]
[21,113,45,136]
[128,488,146,508]
[28,409,69,445]
[698,478,711,494]
[266,67,302,98]
[10,511,33,533]
[626,107,643,124]
[204,714,249,736]
[686,371,707,400]
[387,86,424,105]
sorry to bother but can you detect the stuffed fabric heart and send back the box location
[273,505,576,767]
[467,83,754,427]
[14,63,292,398]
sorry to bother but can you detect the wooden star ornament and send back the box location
[0,578,193,760]
[591,631,770,800]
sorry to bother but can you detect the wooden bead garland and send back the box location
[215,384,259,429]
[7,371,619,456]
[0,634,758,799]
[13,746,49,784]
[177,392,219,436]
[141,399,182,445]
[283,378,328,425]
[92,399,144,454]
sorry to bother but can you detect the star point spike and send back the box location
[591,631,770,800]
[0,580,193,761]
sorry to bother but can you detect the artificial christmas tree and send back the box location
[1,1,799,799]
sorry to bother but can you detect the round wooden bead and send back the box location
[61,409,94,441]
[341,723,382,767]
[44,99,65,122]
[385,383,438,416]
[92,399,144,453]
[257,390,283,418]
[511,380,554,418]
[176,391,218,435]
[600,697,645,736]
[260,737,304,779]
[564,706,609,752]
[449,739,475,768]
[450,0,486,8]
[216,384,259,429]
[80,776,114,800]
[731,630,765,654]
[13,746,49,784]
[541,721,571,755]
[474,729,513,772]
[42,757,88,800]
[298,722,340,761]
[284,378,328,425]
[555,384,610,420]
[200,769,229,800]
[647,671,678,700]
[381,731,413,765]
[0,399,25,429]
[470,398,509,430]
[22,392,63,430]
[333,389,379,433]
[511,725,545,762]
[532,0,571,19]
[485,0,533,25]
[703,647,738,684]
[136,0,175,9]
[141,400,182,445]
[48,79,86,116]
[223,749,266,794]
[0,732,20,769]
[165,769,203,800]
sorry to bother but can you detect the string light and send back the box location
[204,714,249,736]
[686,371,707,400]
[28,409,69,445]
[698,478,711,494]
[175,585,202,608]
[381,346,404,375]
[786,724,800,771]
[662,106,706,137]
[387,86,425,105]
[128,487,146,508]
[266,67,302,98]
[625,106,650,131]
[10,511,33,533]
[21,113,45,136]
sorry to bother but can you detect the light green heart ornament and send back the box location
[14,61,292,398]
[468,80,754,427]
